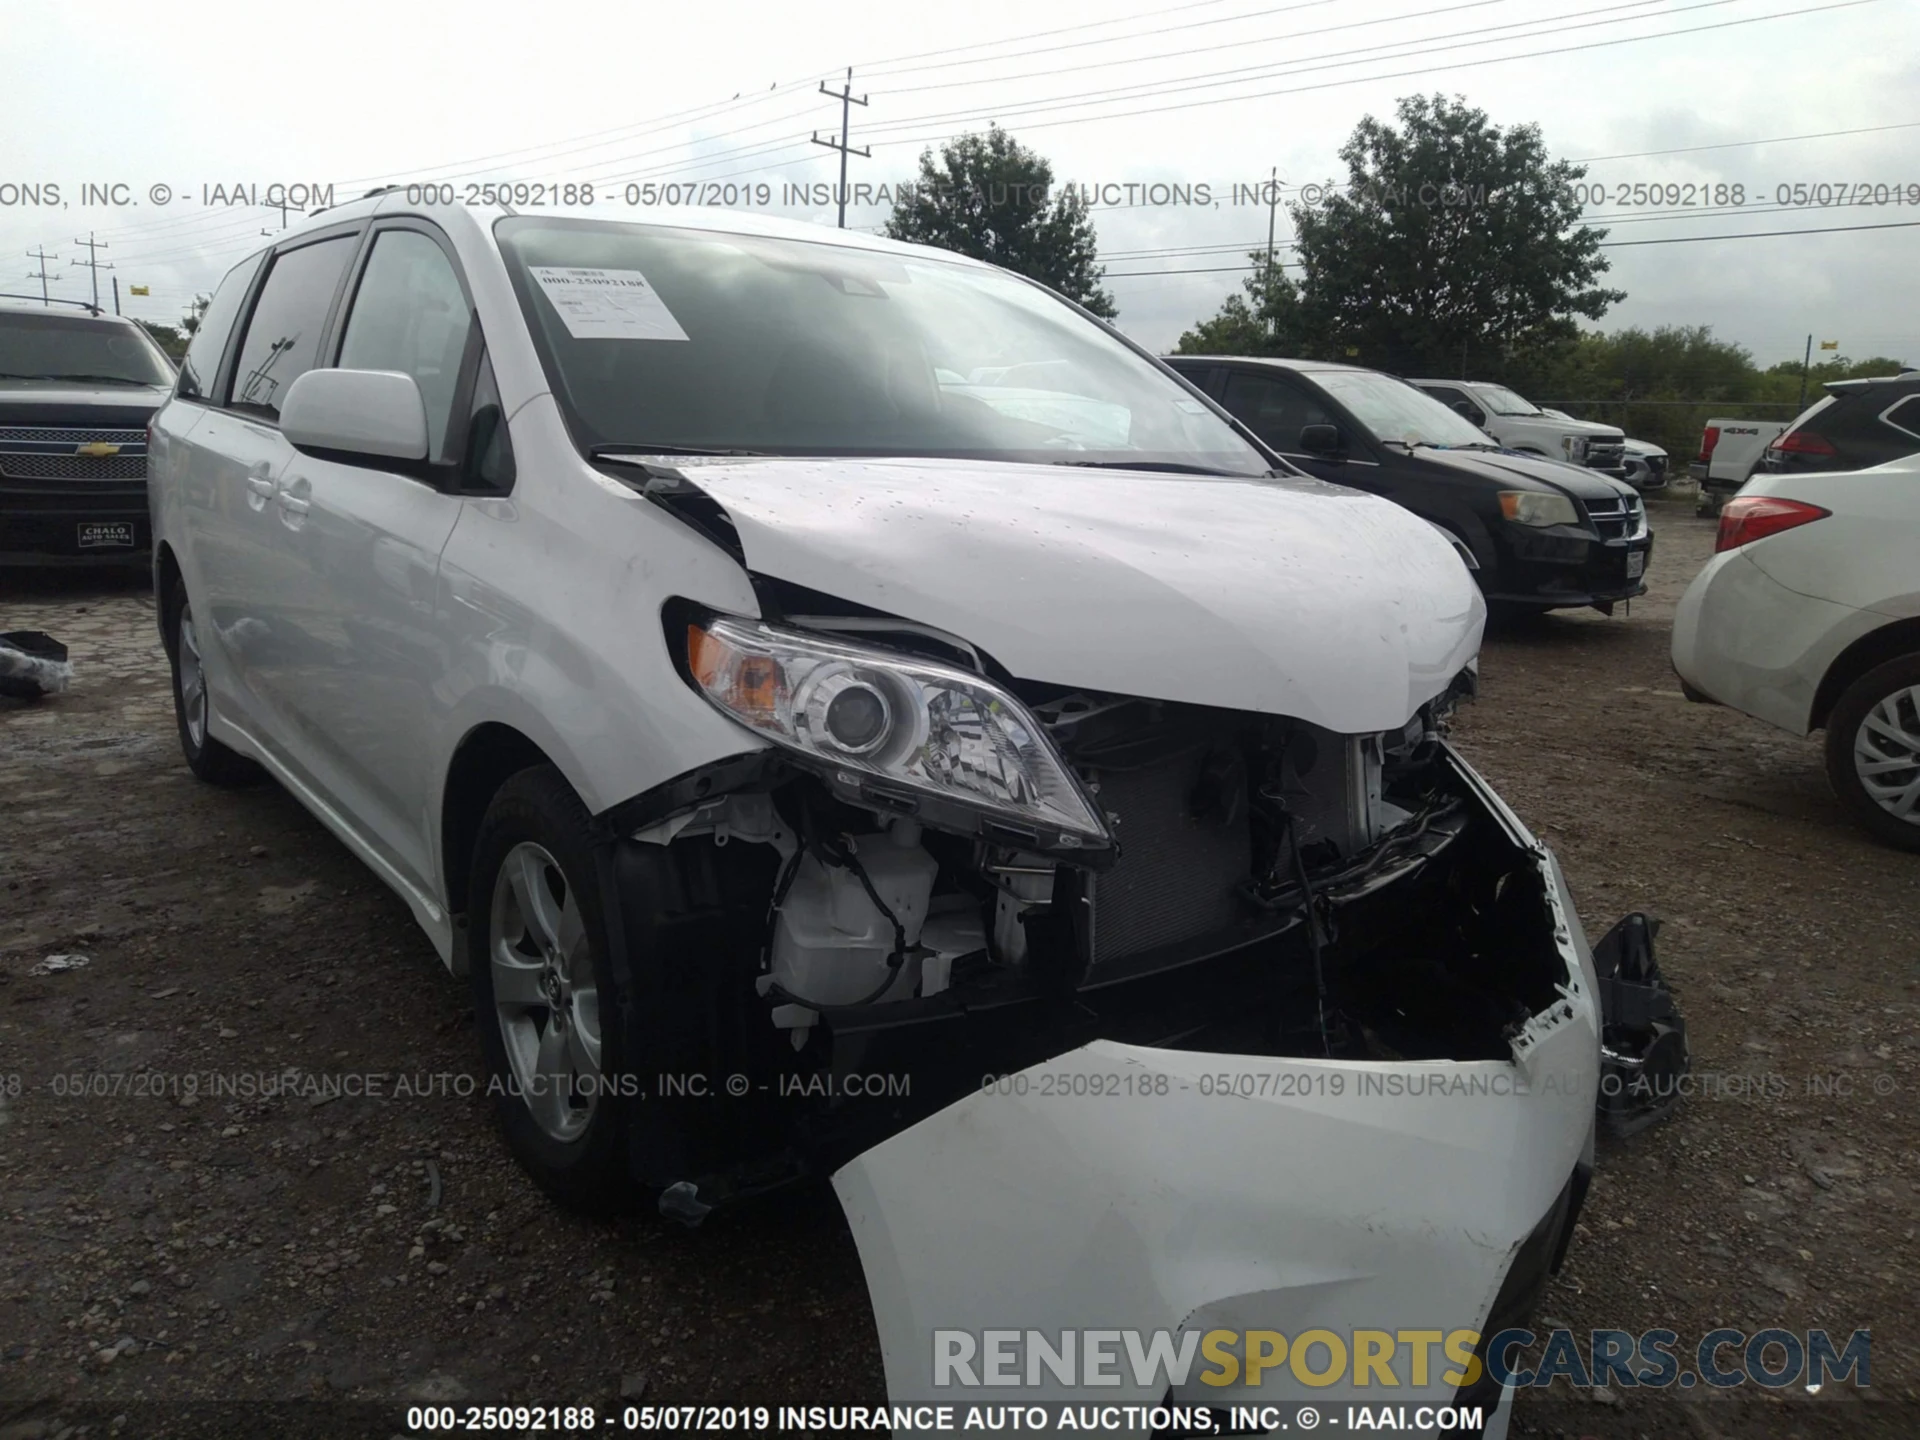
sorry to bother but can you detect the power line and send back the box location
[850,0,1255,74]
[1601,217,1920,245]
[864,0,1347,81]
[1100,196,1917,263]
[1574,119,1920,162]
[868,0,1587,96]
[854,0,1854,144]
[1103,215,1920,275]
[70,3,1898,269]
[505,0,1778,194]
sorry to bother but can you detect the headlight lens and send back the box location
[1499,490,1580,527]
[684,615,1110,850]
[1561,434,1586,461]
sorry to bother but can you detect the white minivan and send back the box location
[151,193,1607,1415]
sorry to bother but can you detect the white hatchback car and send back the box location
[1673,454,1920,850]
[151,194,1607,1412]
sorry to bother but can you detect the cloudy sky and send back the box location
[5,0,1915,370]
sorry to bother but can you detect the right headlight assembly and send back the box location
[1499,490,1581,528]
[680,613,1112,856]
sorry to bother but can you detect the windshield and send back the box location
[1312,370,1494,447]
[496,218,1269,475]
[1475,383,1542,417]
[0,312,174,385]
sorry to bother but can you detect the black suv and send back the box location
[1761,370,1920,475]
[1168,356,1652,613]
[0,301,176,565]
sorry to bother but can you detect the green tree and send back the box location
[1174,257,1308,355]
[885,127,1115,317]
[137,320,189,359]
[1185,95,1622,373]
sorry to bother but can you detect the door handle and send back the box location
[245,463,276,511]
[277,474,312,528]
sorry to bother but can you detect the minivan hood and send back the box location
[667,457,1484,735]
[1417,445,1636,500]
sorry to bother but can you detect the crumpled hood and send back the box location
[1419,445,1637,500]
[670,456,1483,735]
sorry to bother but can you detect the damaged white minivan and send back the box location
[151,196,1607,1425]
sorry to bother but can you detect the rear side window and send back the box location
[228,235,356,418]
[1880,394,1920,441]
[1783,394,1837,435]
[177,253,264,401]
[336,230,475,463]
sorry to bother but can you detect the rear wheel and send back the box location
[1825,655,1920,852]
[166,578,260,786]
[470,766,639,1213]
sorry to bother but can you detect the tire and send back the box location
[469,766,639,1214]
[165,577,260,786]
[1824,654,1920,852]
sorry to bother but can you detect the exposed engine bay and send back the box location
[608,597,1583,1205]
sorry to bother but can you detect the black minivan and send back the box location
[1168,356,1653,614]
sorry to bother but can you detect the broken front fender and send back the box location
[833,836,1599,1426]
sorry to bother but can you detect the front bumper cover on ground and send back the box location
[830,836,1603,1435]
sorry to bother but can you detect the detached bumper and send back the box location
[833,844,1601,1432]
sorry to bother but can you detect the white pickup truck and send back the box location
[1689,416,1790,514]
[1410,379,1628,476]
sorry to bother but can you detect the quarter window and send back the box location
[337,230,476,463]
[1879,394,1920,441]
[227,235,356,418]
[177,252,263,401]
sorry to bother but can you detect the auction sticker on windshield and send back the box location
[529,266,689,341]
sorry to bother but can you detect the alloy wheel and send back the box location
[488,842,603,1142]
[177,606,208,749]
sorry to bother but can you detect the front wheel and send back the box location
[166,578,260,786]
[1825,655,1920,852]
[470,766,639,1213]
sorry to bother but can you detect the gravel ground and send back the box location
[1,501,1914,1440]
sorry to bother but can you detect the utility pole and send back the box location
[112,274,121,315]
[26,246,58,304]
[1797,333,1812,409]
[261,198,293,237]
[812,67,869,229]
[1264,166,1279,337]
[71,231,112,311]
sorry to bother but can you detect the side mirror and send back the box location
[1298,423,1342,456]
[281,369,429,464]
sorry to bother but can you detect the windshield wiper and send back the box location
[1049,459,1249,477]
[591,443,767,460]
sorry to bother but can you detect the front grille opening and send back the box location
[1019,694,1569,1064]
